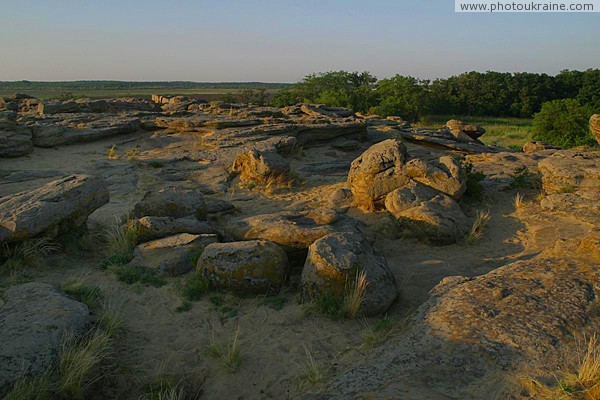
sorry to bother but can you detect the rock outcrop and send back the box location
[0,111,32,157]
[130,233,218,276]
[38,98,159,115]
[0,283,89,396]
[198,240,289,294]
[320,258,600,399]
[0,175,109,242]
[32,117,142,147]
[301,232,398,316]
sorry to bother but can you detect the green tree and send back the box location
[532,99,596,148]
[370,75,430,121]
[271,71,378,113]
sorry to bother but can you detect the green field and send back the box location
[414,115,534,150]
[0,88,281,100]
[0,81,288,100]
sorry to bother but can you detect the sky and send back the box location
[0,0,598,82]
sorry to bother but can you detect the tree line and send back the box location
[272,69,600,121]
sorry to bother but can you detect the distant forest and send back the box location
[0,81,290,91]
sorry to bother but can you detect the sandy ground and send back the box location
[0,128,545,399]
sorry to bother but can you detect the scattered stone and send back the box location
[0,111,33,157]
[198,240,289,294]
[523,141,560,153]
[0,283,89,397]
[134,186,207,220]
[395,194,470,245]
[301,232,398,316]
[0,175,109,242]
[130,233,218,276]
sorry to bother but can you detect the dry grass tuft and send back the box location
[296,345,325,386]
[107,145,119,160]
[3,372,53,400]
[361,316,397,349]
[343,270,369,319]
[1,237,60,274]
[263,170,305,194]
[206,328,242,373]
[465,209,491,245]
[515,193,525,209]
[62,277,101,309]
[520,334,600,399]
[101,217,140,266]
[58,331,112,398]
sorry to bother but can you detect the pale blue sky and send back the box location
[0,0,598,82]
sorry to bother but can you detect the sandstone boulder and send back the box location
[226,210,339,259]
[198,240,289,294]
[130,233,218,276]
[231,148,291,184]
[405,155,465,197]
[0,283,89,396]
[384,181,441,215]
[0,175,109,242]
[347,139,410,209]
[134,216,217,241]
[301,232,398,316]
[538,150,600,194]
[395,194,470,245]
[348,139,466,209]
[445,119,485,141]
[134,186,207,220]
[591,114,600,144]
[328,187,353,209]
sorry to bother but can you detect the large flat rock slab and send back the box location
[0,283,89,396]
[0,174,109,241]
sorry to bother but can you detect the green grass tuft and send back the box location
[62,278,101,309]
[109,264,166,287]
[180,272,209,301]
